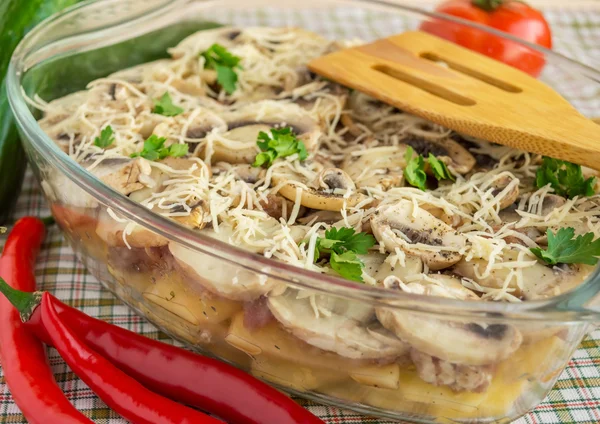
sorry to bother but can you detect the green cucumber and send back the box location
[0,0,85,223]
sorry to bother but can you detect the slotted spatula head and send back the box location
[308,31,600,170]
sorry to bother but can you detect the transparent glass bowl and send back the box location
[7,0,600,422]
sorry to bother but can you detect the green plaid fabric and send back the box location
[1,7,600,424]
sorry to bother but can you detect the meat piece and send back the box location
[410,349,493,393]
[243,296,274,330]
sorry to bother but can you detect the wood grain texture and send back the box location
[309,31,600,169]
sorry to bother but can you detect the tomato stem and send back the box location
[472,0,504,12]
[0,278,42,322]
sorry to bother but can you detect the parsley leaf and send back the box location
[535,157,595,199]
[152,92,184,117]
[215,65,238,95]
[404,146,427,191]
[94,126,115,148]
[330,251,365,282]
[531,227,600,266]
[252,127,308,168]
[167,143,189,158]
[322,227,375,255]
[428,153,455,182]
[200,44,242,94]
[130,135,189,161]
[312,227,376,282]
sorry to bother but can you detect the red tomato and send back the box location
[420,0,552,77]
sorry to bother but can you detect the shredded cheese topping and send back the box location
[36,26,600,305]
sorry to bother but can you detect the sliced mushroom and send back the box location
[410,349,493,393]
[268,289,410,360]
[85,157,151,196]
[348,92,390,124]
[358,251,424,285]
[128,157,206,203]
[490,174,520,210]
[376,274,522,366]
[212,163,266,185]
[259,194,303,220]
[278,80,349,127]
[96,200,207,248]
[421,204,461,228]
[538,194,567,215]
[152,110,227,145]
[39,91,92,151]
[341,146,406,190]
[96,208,167,248]
[457,136,499,171]
[226,312,372,372]
[195,101,321,164]
[371,200,467,270]
[453,251,593,300]
[273,167,368,211]
[169,221,305,301]
[401,136,476,175]
[297,210,343,225]
[498,194,566,226]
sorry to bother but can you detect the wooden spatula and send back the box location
[308,31,600,170]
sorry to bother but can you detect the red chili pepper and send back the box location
[0,217,92,424]
[0,282,221,424]
[12,288,324,424]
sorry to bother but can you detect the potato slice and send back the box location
[350,364,400,390]
[226,312,369,372]
[360,339,567,420]
[143,277,241,326]
[51,204,107,261]
[140,276,241,346]
[251,357,347,392]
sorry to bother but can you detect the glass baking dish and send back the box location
[7,0,600,422]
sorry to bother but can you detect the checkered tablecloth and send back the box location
[2,5,600,424]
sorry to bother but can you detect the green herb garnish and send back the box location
[531,227,600,266]
[428,153,455,182]
[200,43,242,94]
[535,157,595,199]
[403,147,455,190]
[252,127,307,168]
[404,146,427,191]
[152,92,184,117]
[313,227,376,282]
[130,135,189,161]
[94,126,115,148]
[330,251,365,282]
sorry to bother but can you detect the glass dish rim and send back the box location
[7,0,600,322]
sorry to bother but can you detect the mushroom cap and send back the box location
[401,136,476,175]
[341,146,406,190]
[152,110,227,145]
[195,101,321,164]
[168,222,306,301]
[376,274,522,366]
[358,252,424,285]
[371,200,466,270]
[268,289,410,360]
[490,174,520,210]
[273,167,368,211]
[454,253,594,300]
